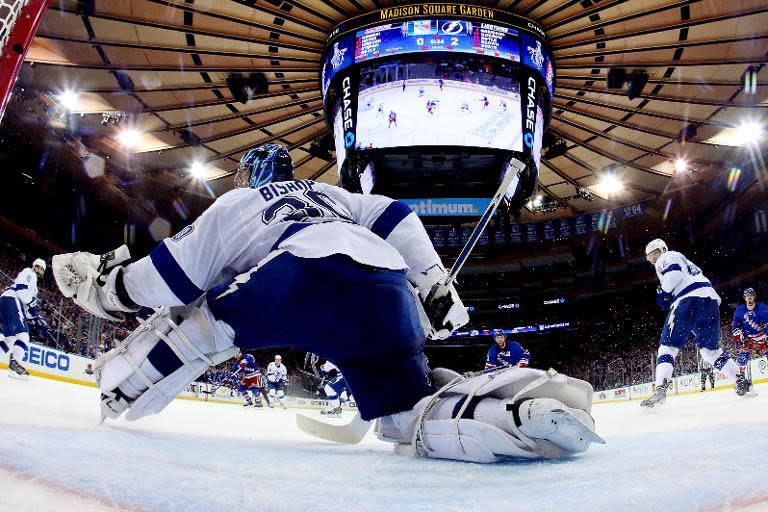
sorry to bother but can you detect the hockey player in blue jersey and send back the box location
[732,287,768,375]
[0,258,46,379]
[641,239,752,409]
[52,143,604,463]
[237,354,264,407]
[485,330,530,370]
[320,360,350,416]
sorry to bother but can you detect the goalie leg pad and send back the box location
[96,302,237,422]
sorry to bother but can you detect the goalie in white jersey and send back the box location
[641,239,752,409]
[52,143,604,463]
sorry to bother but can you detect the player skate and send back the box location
[734,375,756,397]
[640,379,669,409]
[7,354,29,380]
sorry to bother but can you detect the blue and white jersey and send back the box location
[320,360,341,377]
[485,342,530,369]
[1,267,39,307]
[732,303,768,344]
[654,251,720,308]
[266,362,288,383]
[122,180,442,308]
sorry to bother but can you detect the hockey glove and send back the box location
[52,245,139,321]
[656,288,673,311]
[418,266,470,340]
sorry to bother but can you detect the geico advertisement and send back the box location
[1,342,96,382]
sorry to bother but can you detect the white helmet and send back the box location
[645,239,668,257]
[32,258,46,272]
[275,354,282,360]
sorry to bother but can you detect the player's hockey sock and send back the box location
[11,336,28,363]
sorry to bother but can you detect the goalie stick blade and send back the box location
[295,411,371,444]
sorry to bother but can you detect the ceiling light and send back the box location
[116,128,142,148]
[674,158,688,174]
[189,161,207,179]
[736,121,763,145]
[57,90,80,111]
[599,174,623,195]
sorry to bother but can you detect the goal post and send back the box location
[0,0,51,122]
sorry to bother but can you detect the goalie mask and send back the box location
[234,143,294,189]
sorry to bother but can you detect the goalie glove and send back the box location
[52,245,139,321]
[417,265,470,340]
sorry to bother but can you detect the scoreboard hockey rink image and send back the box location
[321,6,553,199]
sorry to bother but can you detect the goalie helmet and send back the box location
[234,143,294,189]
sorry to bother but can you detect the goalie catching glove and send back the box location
[417,264,470,340]
[375,367,604,463]
[52,245,139,322]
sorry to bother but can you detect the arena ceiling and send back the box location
[12,0,768,219]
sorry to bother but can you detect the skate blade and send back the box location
[640,402,665,413]
[8,372,29,381]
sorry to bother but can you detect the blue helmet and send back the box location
[241,354,255,366]
[744,288,756,298]
[234,143,293,189]
[493,329,506,338]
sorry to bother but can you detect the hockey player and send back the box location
[641,239,751,409]
[426,100,434,115]
[732,287,768,375]
[438,79,444,91]
[237,354,264,407]
[52,143,604,464]
[266,354,288,409]
[460,101,471,113]
[700,358,715,392]
[320,360,349,416]
[377,103,384,118]
[418,86,425,97]
[499,100,507,112]
[388,111,397,128]
[0,258,46,378]
[485,329,530,370]
[480,96,489,109]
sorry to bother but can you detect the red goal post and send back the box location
[0,0,51,122]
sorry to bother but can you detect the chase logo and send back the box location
[22,346,70,371]
[524,132,535,148]
[440,20,465,35]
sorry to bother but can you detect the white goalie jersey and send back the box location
[122,180,442,308]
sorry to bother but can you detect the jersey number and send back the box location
[262,190,351,225]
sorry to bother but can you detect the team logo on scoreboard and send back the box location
[440,20,465,35]
[330,42,348,71]
[527,40,545,70]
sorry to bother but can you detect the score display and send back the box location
[322,18,554,101]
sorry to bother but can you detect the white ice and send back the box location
[1,376,767,512]
[356,80,523,151]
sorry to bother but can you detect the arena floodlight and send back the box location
[599,174,623,195]
[674,158,688,174]
[188,160,207,179]
[116,128,142,148]
[57,89,80,111]
[736,121,763,145]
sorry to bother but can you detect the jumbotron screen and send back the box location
[322,5,554,194]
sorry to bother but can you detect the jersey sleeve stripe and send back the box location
[370,201,413,239]
[660,264,682,275]
[149,242,204,304]
[270,222,312,251]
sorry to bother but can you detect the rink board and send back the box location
[3,342,766,407]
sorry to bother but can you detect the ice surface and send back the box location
[356,81,523,151]
[1,376,767,512]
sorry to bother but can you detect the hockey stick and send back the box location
[295,159,527,444]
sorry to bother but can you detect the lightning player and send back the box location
[237,354,264,407]
[499,100,507,112]
[377,103,384,118]
[732,288,768,375]
[0,259,46,378]
[485,329,530,370]
[266,355,288,409]
[641,239,751,409]
[320,360,349,416]
[460,101,471,113]
[52,143,604,464]
[388,110,397,128]
[418,86,425,98]
[700,358,715,391]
